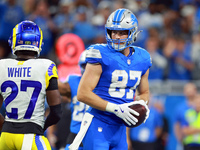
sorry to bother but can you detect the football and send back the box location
[123,104,147,128]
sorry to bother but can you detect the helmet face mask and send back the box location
[105,8,140,51]
[8,20,43,57]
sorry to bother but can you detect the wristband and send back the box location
[106,102,117,113]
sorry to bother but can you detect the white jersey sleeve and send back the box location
[0,58,58,128]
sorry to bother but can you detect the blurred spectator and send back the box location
[22,0,36,16]
[163,36,194,80]
[91,0,112,44]
[170,0,191,11]
[163,4,195,40]
[73,0,94,21]
[0,0,25,41]
[0,0,25,57]
[72,5,98,48]
[113,0,124,10]
[180,5,196,40]
[191,32,200,80]
[47,0,60,17]
[125,0,149,16]
[53,0,74,36]
[135,2,164,47]
[173,82,198,150]
[146,36,168,80]
[153,0,173,13]
[194,6,200,32]
[88,0,101,9]
[181,93,200,150]
[138,2,164,30]
[27,0,58,57]
[151,94,169,150]
[94,0,112,22]
[163,10,181,38]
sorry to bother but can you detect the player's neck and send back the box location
[15,51,38,60]
[120,47,131,57]
[17,55,37,60]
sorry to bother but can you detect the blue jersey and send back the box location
[67,75,89,134]
[86,44,152,125]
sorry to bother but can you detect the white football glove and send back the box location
[133,100,150,123]
[106,102,140,126]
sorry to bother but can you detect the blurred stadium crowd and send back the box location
[1,0,200,150]
[1,0,200,81]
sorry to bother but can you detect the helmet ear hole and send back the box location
[134,37,136,42]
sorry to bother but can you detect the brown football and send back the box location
[123,104,147,128]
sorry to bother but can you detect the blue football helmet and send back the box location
[79,50,87,75]
[105,8,141,51]
[8,20,43,56]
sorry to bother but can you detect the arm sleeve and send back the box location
[46,77,58,91]
[43,104,62,131]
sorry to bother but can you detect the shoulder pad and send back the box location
[85,44,104,64]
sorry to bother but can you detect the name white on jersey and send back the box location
[0,58,58,128]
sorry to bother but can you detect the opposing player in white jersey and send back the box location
[69,8,151,150]
[58,51,89,150]
[0,20,62,150]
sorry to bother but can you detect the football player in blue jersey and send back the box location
[58,51,89,150]
[69,8,152,150]
[0,20,62,150]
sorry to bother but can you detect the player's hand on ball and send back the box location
[106,102,139,126]
[133,100,150,123]
[121,100,150,127]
